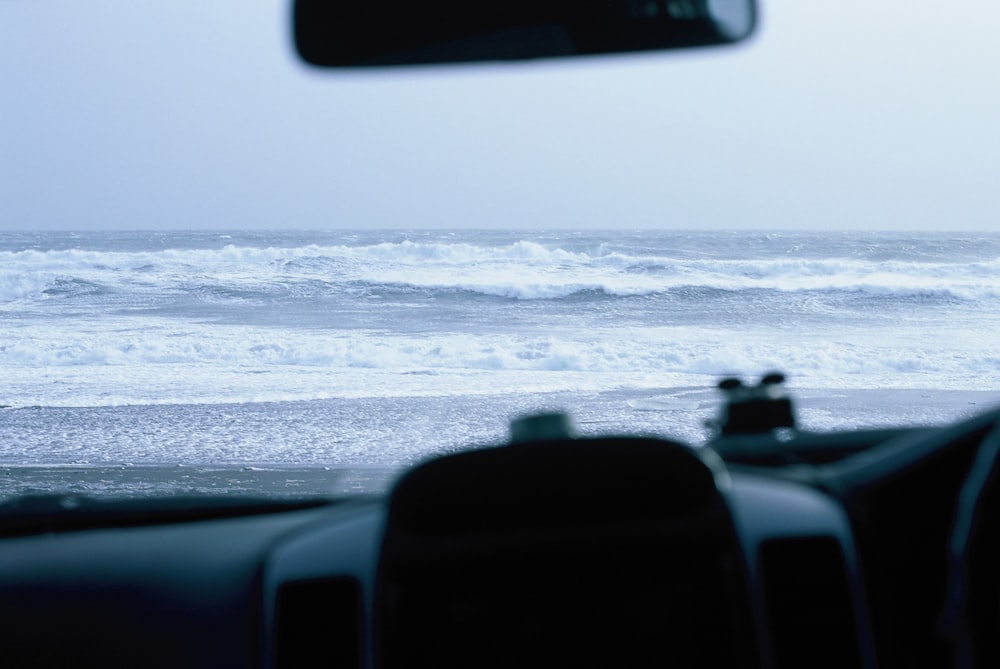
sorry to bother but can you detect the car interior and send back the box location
[1,2,998,668]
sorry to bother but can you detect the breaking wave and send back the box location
[3,235,1000,304]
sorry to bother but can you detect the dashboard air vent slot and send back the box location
[275,577,362,669]
[760,537,862,669]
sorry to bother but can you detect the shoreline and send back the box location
[0,463,398,500]
[0,387,996,501]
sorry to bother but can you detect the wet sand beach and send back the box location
[1,387,995,500]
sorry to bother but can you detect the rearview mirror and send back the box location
[294,0,757,67]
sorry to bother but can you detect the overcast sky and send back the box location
[2,0,999,232]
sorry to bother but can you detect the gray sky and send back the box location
[2,0,999,231]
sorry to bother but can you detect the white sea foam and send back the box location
[3,316,998,407]
[4,238,1000,303]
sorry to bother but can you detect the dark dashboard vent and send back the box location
[275,577,362,669]
[760,537,862,669]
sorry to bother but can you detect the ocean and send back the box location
[2,229,999,490]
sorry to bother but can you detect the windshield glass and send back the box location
[2,2,999,500]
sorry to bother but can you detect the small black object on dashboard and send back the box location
[715,372,797,437]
